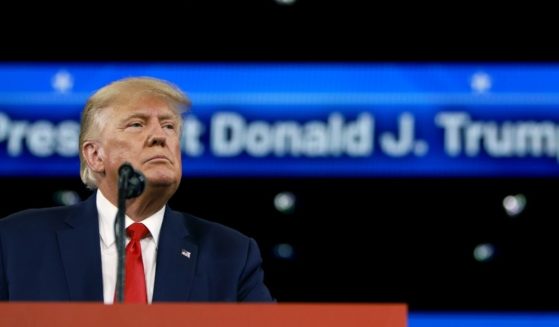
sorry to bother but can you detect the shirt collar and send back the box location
[97,189,165,248]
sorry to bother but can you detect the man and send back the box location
[0,77,274,303]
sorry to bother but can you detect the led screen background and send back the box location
[3,63,559,178]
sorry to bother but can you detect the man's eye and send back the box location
[163,124,175,130]
[129,122,143,128]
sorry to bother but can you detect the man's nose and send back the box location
[147,125,167,146]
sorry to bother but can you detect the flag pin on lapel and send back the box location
[181,249,191,258]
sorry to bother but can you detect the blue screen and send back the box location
[2,63,559,177]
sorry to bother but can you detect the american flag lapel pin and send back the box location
[181,249,191,258]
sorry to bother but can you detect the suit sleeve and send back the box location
[237,237,275,302]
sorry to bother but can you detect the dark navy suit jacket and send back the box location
[0,192,274,302]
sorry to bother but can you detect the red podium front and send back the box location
[0,303,406,327]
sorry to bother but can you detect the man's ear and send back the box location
[82,141,105,173]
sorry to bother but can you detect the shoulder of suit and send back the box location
[0,203,80,228]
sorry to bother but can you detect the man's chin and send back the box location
[143,171,180,187]
[146,177,179,188]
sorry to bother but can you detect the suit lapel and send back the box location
[153,208,198,301]
[57,193,104,301]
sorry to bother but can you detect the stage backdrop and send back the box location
[2,63,559,326]
[2,63,559,177]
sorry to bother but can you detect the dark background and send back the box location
[2,0,559,312]
[2,176,559,311]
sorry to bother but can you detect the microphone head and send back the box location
[118,162,146,199]
[126,171,145,198]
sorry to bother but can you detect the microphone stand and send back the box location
[114,163,145,303]
[114,167,129,303]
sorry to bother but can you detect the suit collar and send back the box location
[153,207,198,302]
[57,192,104,301]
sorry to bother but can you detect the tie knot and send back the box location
[126,223,150,241]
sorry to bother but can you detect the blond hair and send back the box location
[79,76,191,189]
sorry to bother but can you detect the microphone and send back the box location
[114,162,146,303]
[118,163,146,199]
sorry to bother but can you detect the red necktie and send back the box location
[124,222,150,303]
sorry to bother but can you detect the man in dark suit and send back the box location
[0,77,274,302]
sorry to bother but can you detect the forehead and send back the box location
[113,95,181,120]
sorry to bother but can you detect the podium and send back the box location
[0,303,406,327]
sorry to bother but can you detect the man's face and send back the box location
[98,95,182,192]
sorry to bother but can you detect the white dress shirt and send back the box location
[96,189,164,304]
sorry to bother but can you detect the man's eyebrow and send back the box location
[158,113,179,121]
[120,113,149,122]
[120,113,178,121]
